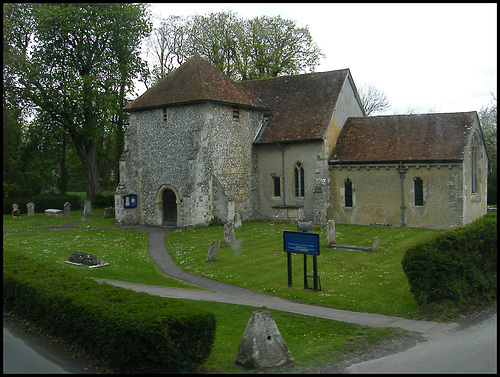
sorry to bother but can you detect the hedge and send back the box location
[3,253,216,373]
[3,194,83,214]
[401,213,497,306]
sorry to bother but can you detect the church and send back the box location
[114,54,488,229]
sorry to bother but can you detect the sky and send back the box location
[142,3,497,115]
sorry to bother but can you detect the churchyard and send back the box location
[3,211,448,372]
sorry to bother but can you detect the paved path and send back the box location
[99,225,459,338]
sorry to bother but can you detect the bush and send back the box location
[90,193,114,208]
[3,253,216,373]
[3,194,83,214]
[401,213,497,306]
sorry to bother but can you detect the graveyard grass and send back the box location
[4,212,441,373]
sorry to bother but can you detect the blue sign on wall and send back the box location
[283,231,320,255]
[124,194,137,208]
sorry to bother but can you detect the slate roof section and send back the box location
[239,70,352,143]
[124,54,268,111]
[329,112,478,164]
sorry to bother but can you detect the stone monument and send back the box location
[235,310,293,369]
[223,222,235,247]
[205,240,220,263]
[26,202,35,217]
[326,219,335,246]
[63,202,71,217]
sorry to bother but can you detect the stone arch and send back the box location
[156,185,180,226]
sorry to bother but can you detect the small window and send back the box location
[344,179,353,207]
[471,134,479,194]
[294,162,305,197]
[232,106,240,122]
[272,176,281,197]
[414,178,423,206]
[162,107,169,122]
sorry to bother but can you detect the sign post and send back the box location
[283,231,321,291]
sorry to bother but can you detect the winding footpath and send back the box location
[99,225,459,338]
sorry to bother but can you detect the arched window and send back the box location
[344,179,353,207]
[414,177,423,206]
[294,162,305,197]
[471,134,479,194]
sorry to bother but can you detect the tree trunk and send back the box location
[74,140,101,200]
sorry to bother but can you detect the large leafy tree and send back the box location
[144,11,324,85]
[20,3,151,199]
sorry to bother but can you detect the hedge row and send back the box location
[401,213,497,306]
[3,194,83,214]
[3,253,216,373]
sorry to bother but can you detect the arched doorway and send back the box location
[162,189,177,226]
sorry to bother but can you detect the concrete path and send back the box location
[99,225,459,338]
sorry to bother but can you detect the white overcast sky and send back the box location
[143,3,497,115]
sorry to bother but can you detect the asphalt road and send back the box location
[344,310,497,374]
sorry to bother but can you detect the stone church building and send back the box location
[115,54,488,229]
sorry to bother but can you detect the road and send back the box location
[344,310,497,374]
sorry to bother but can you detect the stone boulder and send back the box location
[236,311,293,369]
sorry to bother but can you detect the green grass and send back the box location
[2,214,433,373]
[166,221,443,318]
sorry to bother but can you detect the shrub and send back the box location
[3,253,216,373]
[90,193,114,208]
[401,213,497,306]
[3,194,83,214]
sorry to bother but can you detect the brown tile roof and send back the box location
[124,54,268,111]
[329,112,478,164]
[239,69,351,143]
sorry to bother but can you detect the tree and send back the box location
[143,11,324,85]
[22,4,151,199]
[358,83,391,116]
[479,93,497,204]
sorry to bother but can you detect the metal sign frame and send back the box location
[283,231,321,291]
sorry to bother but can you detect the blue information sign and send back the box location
[283,231,320,255]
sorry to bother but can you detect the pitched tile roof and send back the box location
[329,112,478,164]
[239,70,351,143]
[124,54,268,111]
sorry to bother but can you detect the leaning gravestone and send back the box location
[205,240,220,263]
[371,237,380,252]
[83,200,91,217]
[63,202,71,217]
[326,219,335,246]
[224,222,235,247]
[26,202,35,217]
[236,310,293,369]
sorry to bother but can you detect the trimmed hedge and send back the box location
[401,213,497,306]
[3,253,216,373]
[3,194,83,214]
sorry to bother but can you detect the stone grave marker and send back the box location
[26,202,35,217]
[45,209,63,217]
[224,222,235,247]
[63,202,71,217]
[205,240,220,263]
[371,237,380,252]
[236,310,293,369]
[234,212,242,228]
[326,219,335,246]
[12,203,21,218]
[66,252,109,268]
[83,200,91,217]
[104,207,115,218]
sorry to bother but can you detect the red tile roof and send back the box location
[329,112,478,164]
[124,54,268,111]
[239,70,351,143]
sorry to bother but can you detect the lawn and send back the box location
[165,221,443,318]
[3,213,436,373]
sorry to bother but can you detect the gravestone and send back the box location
[12,204,21,218]
[45,209,63,217]
[104,207,115,218]
[63,202,71,217]
[26,202,35,217]
[83,200,91,217]
[236,311,293,369]
[326,219,335,246]
[224,222,235,247]
[205,240,220,263]
[371,237,380,252]
[234,212,242,228]
[66,252,109,268]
